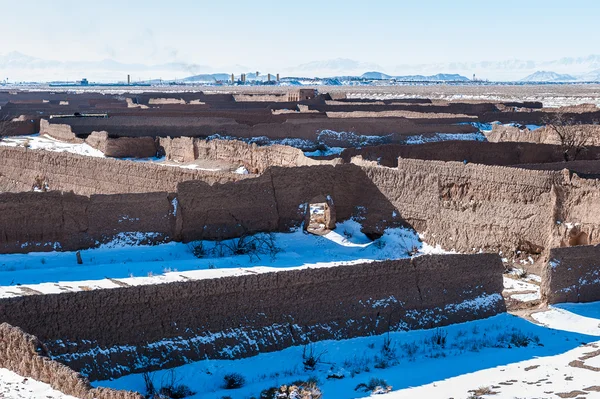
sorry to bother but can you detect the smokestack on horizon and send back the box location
[127,74,130,85]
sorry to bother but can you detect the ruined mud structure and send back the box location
[1,89,600,397]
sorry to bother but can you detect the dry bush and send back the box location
[543,112,597,161]
[260,378,322,399]
[223,372,246,390]
[302,343,328,371]
[354,378,392,394]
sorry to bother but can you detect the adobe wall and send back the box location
[41,118,84,143]
[541,245,600,304]
[0,323,141,399]
[48,115,476,141]
[176,164,399,242]
[0,254,505,380]
[360,160,564,263]
[341,141,600,168]
[484,124,600,147]
[0,191,175,253]
[0,146,247,196]
[42,119,159,158]
[159,137,338,173]
[86,132,158,158]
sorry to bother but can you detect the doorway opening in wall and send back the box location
[307,202,330,235]
[568,230,590,246]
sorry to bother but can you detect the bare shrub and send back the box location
[190,232,281,262]
[143,370,194,399]
[429,328,448,349]
[354,378,392,394]
[543,112,597,161]
[260,378,322,399]
[188,241,206,258]
[223,372,246,390]
[221,232,281,261]
[302,343,327,371]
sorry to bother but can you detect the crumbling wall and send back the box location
[0,254,505,381]
[0,323,141,399]
[159,137,337,173]
[0,191,175,253]
[159,136,196,163]
[484,124,600,147]
[541,245,600,304]
[0,146,247,195]
[86,131,158,158]
[341,141,600,168]
[360,160,562,261]
[176,164,400,242]
[41,118,83,143]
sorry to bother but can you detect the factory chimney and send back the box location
[127,74,131,85]
[268,73,271,82]
[276,73,280,82]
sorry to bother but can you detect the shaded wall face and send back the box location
[542,245,600,304]
[362,160,561,257]
[0,323,142,399]
[0,254,505,380]
[0,191,175,253]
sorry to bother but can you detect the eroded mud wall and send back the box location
[0,254,505,380]
[541,245,600,304]
[341,141,600,168]
[0,146,246,195]
[361,160,563,259]
[0,191,175,253]
[0,323,142,399]
[176,164,401,241]
[159,137,336,173]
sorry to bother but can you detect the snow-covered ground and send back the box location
[347,92,600,108]
[0,220,432,298]
[0,368,77,399]
[94,302,600,399]
[0,134,105,157]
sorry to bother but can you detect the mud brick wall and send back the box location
[341,141,600,168]
[542,245,600,304]
[176,164,400,242]
[47,114,476,140]
[362,160,563,258]
[0,323,141,399]
[0,254,505,380]
[159,137,335,173]
[0,191,175,253]
[0,146,247,195]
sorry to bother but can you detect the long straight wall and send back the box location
[0,254,505,381]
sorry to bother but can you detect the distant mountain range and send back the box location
[360,72,469,81]
[519,70,600,82]
[3,51,600,83]
[520,71,577,82]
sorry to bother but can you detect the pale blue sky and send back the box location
[1,0,598,78]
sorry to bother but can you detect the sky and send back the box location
[1,0,599,80]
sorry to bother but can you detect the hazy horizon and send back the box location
[1,0,599,81]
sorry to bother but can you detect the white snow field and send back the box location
[0,220,596,399]
[94,303,600,399]
[0,220,427,298]
[0,134,105,157]
[0,368,78,399]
